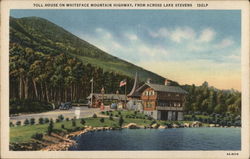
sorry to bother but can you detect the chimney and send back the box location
[164,79,170,86]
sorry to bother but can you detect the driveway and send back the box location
[10,107,102,124]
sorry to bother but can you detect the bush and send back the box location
[16,121,21,126]
[24,119,30,126]
[58,114,64,121]
[56,119,60,123]
[47,119,54,135]
[80,118,85,125]
[115,114,119,117]
[119,116,124,127]
[38,118,44,124]
[30,118,35,125]
[61,124,65,129]
[100,118,105,123]
[109,115,113,120]
[44,118,49,123]
[66,118,69,121]
[134,111,137,115]
[9,122,14,127]
[147,116,153,120]
[93,113,97,118]
[101,111,105,114]
[31,133,43,140]
[72,119,76,127]
[118,111,121,115]
[105,111,109,115]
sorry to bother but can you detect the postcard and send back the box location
[1,0,249,158]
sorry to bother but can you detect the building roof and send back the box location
[138,83,188,94]
[87,93,127,100]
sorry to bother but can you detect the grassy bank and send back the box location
[10,110,196,144]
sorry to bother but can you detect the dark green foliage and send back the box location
[31,133,43,140]
[147,116,153,120]
[118,116,124,127]
[118,111,121,115]
[100,118,105,123]
[24,119,30,126]
[30,118,35,125]
[56,119,60,123]
[109,115,113,120]
[105,111,109,115]
[9,122,14,127]
[80,118,85,125]
[92,113,97,118]
[44,118,49,123]
[182,82,241,116]
[61,124,65,129]
[66,118,69,121]
[38,118,44,124]
[47,119,54,135]
[72,119,76,127]
[58,114,64,121]
[9,99,53,114]
[101,111,105,114]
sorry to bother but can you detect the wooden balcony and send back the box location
[156,106,183,111]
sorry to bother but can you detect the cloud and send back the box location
[214,38,234,49]
[170,27,195,43]
[198,28,216,43]
[124,33,138,41]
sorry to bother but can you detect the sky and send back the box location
[10,10,241,90]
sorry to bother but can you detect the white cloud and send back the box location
[124,33,138,41]
[198,28,216,43]
[214,38,234,49]
[170,27,195,43]
[149,28,169,38]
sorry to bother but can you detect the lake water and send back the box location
[68,128,241,150]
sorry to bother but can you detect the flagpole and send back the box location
[91,78,93,107]
[125,79,127,109]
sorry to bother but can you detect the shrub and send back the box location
[110,113,113,117]
[58,114,64,121]
[72,119,76,127]
[118,111,121,115]
[38,118,44,124]
[105,111,109,115]
[66,118,69,121]
[9,122,14,127]
[44,118,49,123]
[119,116,124,127]
[31,133,43,140]
[109,115,113,120]
[61,124,65,129]
[80,118,86,125]
[56,119,60,123]
[101,111,105,114]
[47,119,54,135]
[147,116,153,120]
[16,121,21,126]
[24,119,30,126]
[115,114,119,117]
[134,111,137,115]
[92,113,97,118]
[100,118,105,123]
[30,118,35,125]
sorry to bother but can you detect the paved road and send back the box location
[10,107,102,124]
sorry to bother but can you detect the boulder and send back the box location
[124,123,140,129]
[192,121,202,127]
[151,123,160,129]
[209,124,215,127]
[184,123,190,127]
[158,125,167,129]
[172,124,179,128]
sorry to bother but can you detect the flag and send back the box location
[119,79,127,87]
[90,78,93,82]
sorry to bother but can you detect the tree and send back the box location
[119,116,124,127]
[47,119,54,135]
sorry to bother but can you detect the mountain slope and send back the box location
[10,16,169,83]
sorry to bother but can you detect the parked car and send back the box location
[59,102,72,110]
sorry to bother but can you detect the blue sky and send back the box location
[10,10,241,90]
